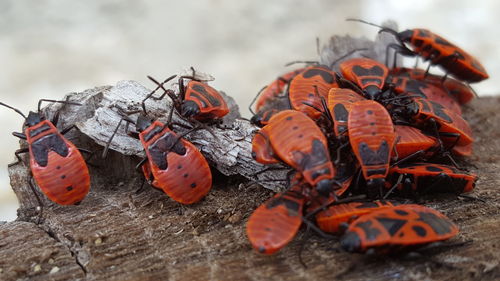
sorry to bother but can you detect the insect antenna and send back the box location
[0,102,27,119]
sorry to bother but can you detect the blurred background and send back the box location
[1,0,498,221]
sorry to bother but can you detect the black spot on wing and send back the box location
[430,101,453,123]
[394,209,409,216]
[333,103,348,122]
[31,134,69,167]
[144,125,164,142]
[358,141,390,166]
[302,68,335,84]
[434,36,453,46]
[148,132,187,170]
[412,225,427,237]
[266,196,302,216]
[191,84,221,106]
[425,165,444,172]
[376,217,407,236]
[416,211,454,235]
[352,65,385,77]
[292,139,330,172]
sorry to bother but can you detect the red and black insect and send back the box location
[316,200,400,234]
[338,57,390,100]
[250,95,291,127]
[348,19,488,83]
[385,162,477,196]
[348,100,396,189]
[246,175,309,254]
[390,67,475,105]
[146,72,229,122]
[287,65,338,120]
[1,100,90,206]
[391,97,473,154]
[252,67,306,113]
[340,204,459,253]
[103,106,212,205]
[390,74,462,115]
[251,110,337,197]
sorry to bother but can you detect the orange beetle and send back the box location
[385,162,477,196]
[348,100,396,189]
[339,57,389,100]
[252,110,337,197]
[391,67,475,105]
[340,204,459,253]
[390,74,462,115]
[253,67,305,113]
[146,73,229,121]
[246,174,310,254]
[1,100,90,205]
[348,19,488,83]
[287,65,338,120]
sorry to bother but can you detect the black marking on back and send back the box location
[292,139,329,173]
[266,196,301,216]
[356,220,381,241]
[395,209,409,216]
[412,225,427,237]
[434,36,453,47]
[148,132,187,170]
[419,99,431,112]
[358,141,390,166]
[144,125,164,142]
[425,165,444,172]
[333,103,349,122]
[376,217,407,236]
[430,101,453,123]
[187,91,208,108]
[191,84,221,106]
[352,65,385,77]
[404,79,428,98]
[29,124,52,138]
[302,68,335,84]
[31,134,69,167]
[417,211,454,235]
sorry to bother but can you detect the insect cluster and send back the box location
[247,20,487,254]
[2,19,487,259]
